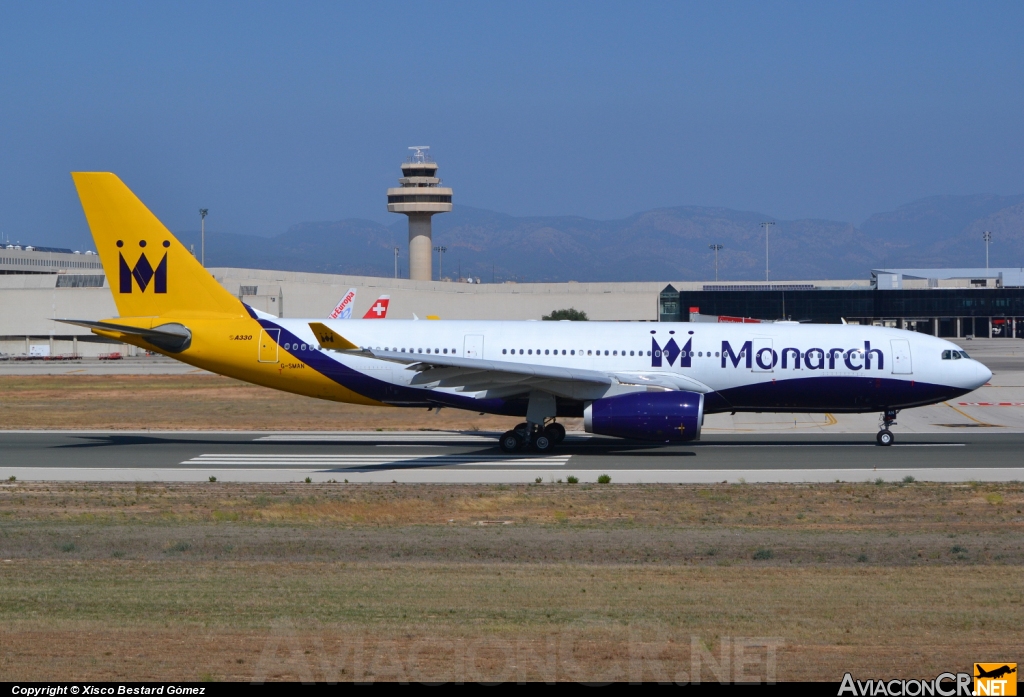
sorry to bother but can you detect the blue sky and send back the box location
[1,1,1022,249]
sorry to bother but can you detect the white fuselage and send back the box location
[264,318,991,415]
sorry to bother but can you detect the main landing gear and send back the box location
[499,390,563,453]
[876,408,898,446]
[499,420,566,453]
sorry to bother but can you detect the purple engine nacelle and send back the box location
[583,390,705,442]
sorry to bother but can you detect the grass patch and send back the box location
[2,562,1019,681]
[0,374,525,432]
[0,480,1021,680]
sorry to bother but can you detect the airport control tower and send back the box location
[387,146,453,281]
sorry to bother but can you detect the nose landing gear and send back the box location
[877,408,898,446]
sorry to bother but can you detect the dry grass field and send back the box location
[0,375,526,431]
[1,480,1022,682]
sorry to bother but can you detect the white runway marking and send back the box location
[255,433,497,443]
[182,453,571,468]
[255,432,595,443]
[694,443,965,448]
[375,444,447,447]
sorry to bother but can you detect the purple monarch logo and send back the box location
[119,251,167,294]
[651,336,692,368]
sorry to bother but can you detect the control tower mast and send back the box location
[387,146,453,281]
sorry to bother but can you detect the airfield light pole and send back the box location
[983,231,992,269]
[433,245,447,281]
[760,221,775,282]
[394,246,400,279]
[199,209,209,267]
[709,244,723,281]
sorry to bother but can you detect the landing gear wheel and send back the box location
[876,429,894,446]
[514,422,529,435]
[532,434,554,453]
[544,423,566,444]
[499,430,524,453]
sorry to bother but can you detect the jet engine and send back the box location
[583,390,704,442]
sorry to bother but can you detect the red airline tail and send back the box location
[362,295,390,319]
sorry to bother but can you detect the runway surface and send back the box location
[2,430,1022,483]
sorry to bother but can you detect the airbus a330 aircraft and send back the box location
[62,173,991,453]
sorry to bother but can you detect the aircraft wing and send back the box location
[608,371,713,393]
[367,348,614,385]
[367,351,713,398]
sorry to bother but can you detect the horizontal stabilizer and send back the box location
[56,319,192,353]
[308,322,360,350]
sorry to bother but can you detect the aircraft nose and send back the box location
[976,361,993,386]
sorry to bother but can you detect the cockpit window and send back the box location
[952,351,962,360]
[942,350,971,360]
[942,350,951,360]
[959,350,970,359]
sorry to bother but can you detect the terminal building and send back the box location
[661,267,1024,338]
[2,226,1023,356]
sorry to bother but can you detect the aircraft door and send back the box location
[258,328,280,363]
[464,334,484,359]
[752,338,775,372]
[890,339,912,374]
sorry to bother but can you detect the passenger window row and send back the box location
[502,349,650,357]
[381,347,457,354]
[500,349,720,358]
[286,343,460,355]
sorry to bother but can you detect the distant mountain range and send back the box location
[172,194,1024,282]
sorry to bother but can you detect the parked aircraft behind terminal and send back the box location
[328,288,390,320]
[61,173,991,453]
[328,288,357,319]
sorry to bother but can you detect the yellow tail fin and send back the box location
[71,172,244,319]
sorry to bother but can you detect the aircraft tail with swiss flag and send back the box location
[363,295,390,319]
